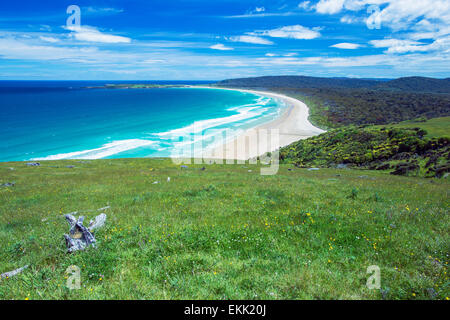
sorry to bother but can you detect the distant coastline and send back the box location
[84,83,191,90]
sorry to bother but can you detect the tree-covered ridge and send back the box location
[217,75,450,94]
[284,88,450,128]
[280,126,449,178]
[376,77,450,94]
[218,75,382,89]
[216,76,450,129]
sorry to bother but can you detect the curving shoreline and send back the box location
[192,86,325,160]
[24,86,323,162]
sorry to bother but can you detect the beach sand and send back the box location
[197,87,325,160]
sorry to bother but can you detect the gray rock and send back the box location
[308,168,320,171]
[26,162,40,166]
[1,182,15,187]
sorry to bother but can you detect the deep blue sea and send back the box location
[0,81,285,161]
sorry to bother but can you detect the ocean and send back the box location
[0,81,286,161]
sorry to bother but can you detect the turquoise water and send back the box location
[0,83,285,161]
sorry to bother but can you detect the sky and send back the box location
[0,0,449,80]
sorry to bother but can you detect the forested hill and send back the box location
[217,75,381,90]
[215,76,450,128]
[216,76,450,94]
[375,77,450,94]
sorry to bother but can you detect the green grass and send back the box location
[377,117,450,138]
[0,159,448,300]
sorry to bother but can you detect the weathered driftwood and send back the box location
[89,213,107,231]
[64,213,106,253]
[1,265,29,280]
[41,206,109,224]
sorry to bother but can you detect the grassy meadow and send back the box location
[0,159,448,300]
[376,117,450,139]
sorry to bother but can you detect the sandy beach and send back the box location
[195,87,325,160]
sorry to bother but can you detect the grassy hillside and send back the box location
[375,117,450,139]
[0,159,448,300]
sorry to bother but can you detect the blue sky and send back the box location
[0,0,449,80]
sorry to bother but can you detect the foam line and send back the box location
[33,139,158,160]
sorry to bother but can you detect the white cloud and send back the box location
[66,26,131,44]
[227,35,273,45]
[316,0,345,14]
[84,7,124,15]
[39,36,59,43]
[315,0,450,34]
[409,25,450,41]
[340,15,360,24]
[298,1,312,10]
[370,37,450,54]
[0,37,105,62]
[224,11,301,18]
[39,25,52,32]
[255,52,450,71]
[331,42,362,49]
[206,59,249,67]
[1,33,449,79]
[254,7,265,13]
[370,39,424,48]
[314,0,450,58]
[252,25,321,40]
[210,43,234,51]
[143,59,167,64]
